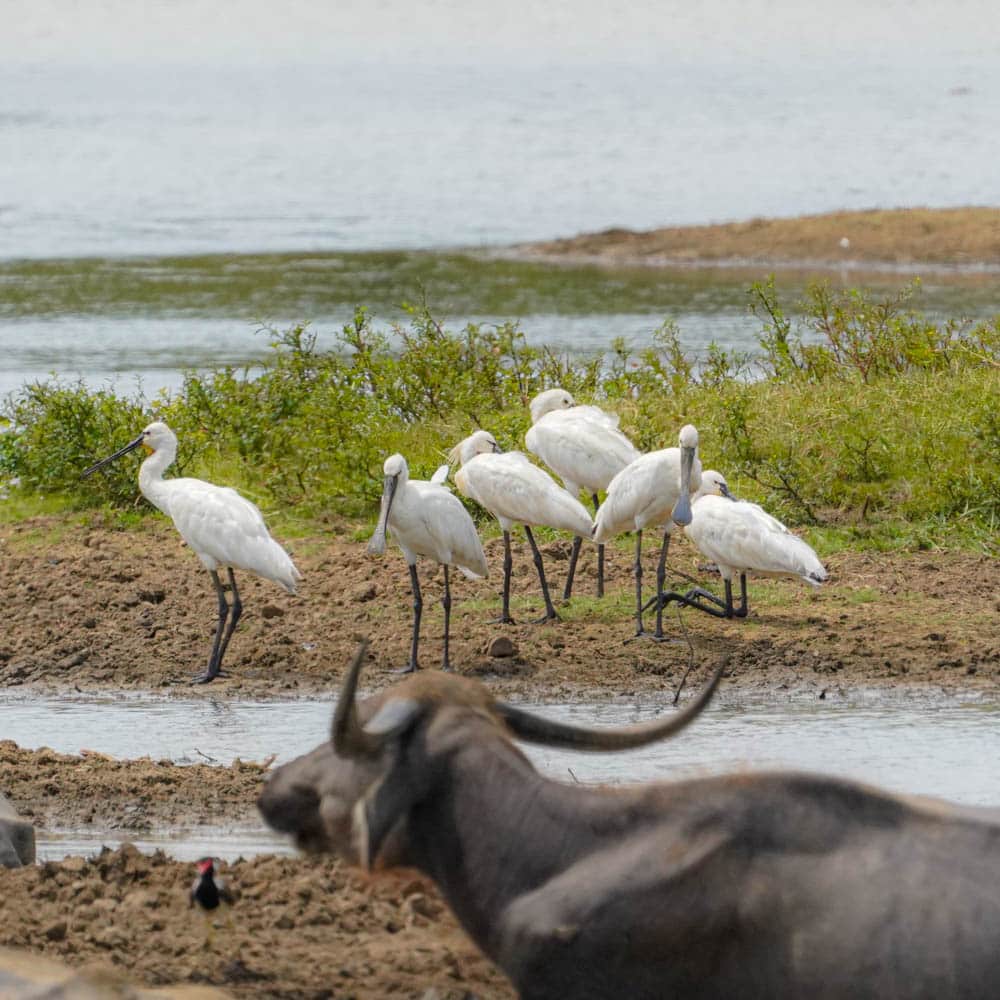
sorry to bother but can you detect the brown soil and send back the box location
[1,517,998,703]
[0,741,266,833]
[0,845,512,999]
[516,206,1000,270]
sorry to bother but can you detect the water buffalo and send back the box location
[259,646,1000,999]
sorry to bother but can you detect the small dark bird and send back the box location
[189,857,234,945]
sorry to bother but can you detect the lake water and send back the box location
[2,1,999,396]
[6,693,1000,860]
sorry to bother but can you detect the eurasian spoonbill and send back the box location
[525,388,640,600]
[367,453,487,672]
[592,424,701,638]
[663,470,827,618]
[448,430,594,623]
[82,421,301,684]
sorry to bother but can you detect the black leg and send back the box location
[634,530,645,635]
[396,563,422,674]
[192,570,229,685]
[734,574,749,618]
[563,535,582,601]
[492,531,516,624]
[659,585,731,618]
[441,564,452,671]
[592,494,605,599]
[525,526,560,622]
[653,529,672,639]
[214,568,243,672]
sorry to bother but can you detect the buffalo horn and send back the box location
[331,640,382,758]
[495,655,727,751]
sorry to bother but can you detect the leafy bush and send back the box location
[2,280,998,550]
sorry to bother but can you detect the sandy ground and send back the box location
[516,206,1000,269]
[1,518,998,703]
[3,515,999,997]
[0,845,512,999]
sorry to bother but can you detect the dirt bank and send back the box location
[1,518,998,702]
[516,206,1000,270]
[0,741,265,833]
[0,845,512,999]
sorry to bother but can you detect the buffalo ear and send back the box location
[363,697,422,738]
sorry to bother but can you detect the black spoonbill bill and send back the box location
[593,424,701,639]
[663,470,828,619]
[367,453,487,673]
[525,387,640,600]
[83,420,301,684]
[448,430,594,624]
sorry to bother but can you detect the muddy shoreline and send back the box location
[1,518,997,703]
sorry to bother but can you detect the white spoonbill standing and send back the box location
[525,388,640,600]
[593,424,702,639]
[83,421,302,684]
[662,470,828,619]
[448,430,594,623]
[367,453,487,673]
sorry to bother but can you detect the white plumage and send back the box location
[83,420,301,683]
[593,424,702,638]
[448,429,593,622]
[368,453,487,672]
[525,388,640,598]
[676,470,827,618]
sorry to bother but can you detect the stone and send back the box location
[485,636,517,658]
[0,793,35,868]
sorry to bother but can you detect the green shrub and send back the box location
[2,280,998,551]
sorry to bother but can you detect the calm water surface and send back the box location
[5,694,999,859]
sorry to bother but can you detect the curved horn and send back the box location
[495,655,727,751]
[331,641,381,758]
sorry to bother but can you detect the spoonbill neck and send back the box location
[138,445,177,511]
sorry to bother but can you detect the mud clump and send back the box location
[0,845,513,998]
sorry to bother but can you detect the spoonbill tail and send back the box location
[367,453,487,673]
[448,430,594,624]
[525,388,640,600]
[82,421,301,684]
[593,424,702,639]
[661,470,827,618]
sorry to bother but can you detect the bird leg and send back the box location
[214,568,243,671]
[658,583,733,619]
[562,535,582,601]
[396,563,422,674]
[633,529,645,635]
[492,531,516,625]
[441,564,453,672]
[652,529,672,640]
[592,493,605,599]
[191,570,229,685]
[525,526,560,623]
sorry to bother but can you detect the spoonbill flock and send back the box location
[83,394,827,678]
[83,421,301,684]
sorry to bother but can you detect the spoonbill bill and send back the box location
[448,430,594,623]
[593,424,702,639]
[82,421,301,684]
[367,453,487,672]
[525,388,640,600]
[662,470,828,618]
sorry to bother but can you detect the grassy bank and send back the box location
[2,280,998,555]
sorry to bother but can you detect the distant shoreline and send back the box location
[510,207,1000,273]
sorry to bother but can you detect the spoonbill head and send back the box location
[83,420,301,684]
[592,424,703,639]
[367,453,487,672]
[525,387,642,599]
